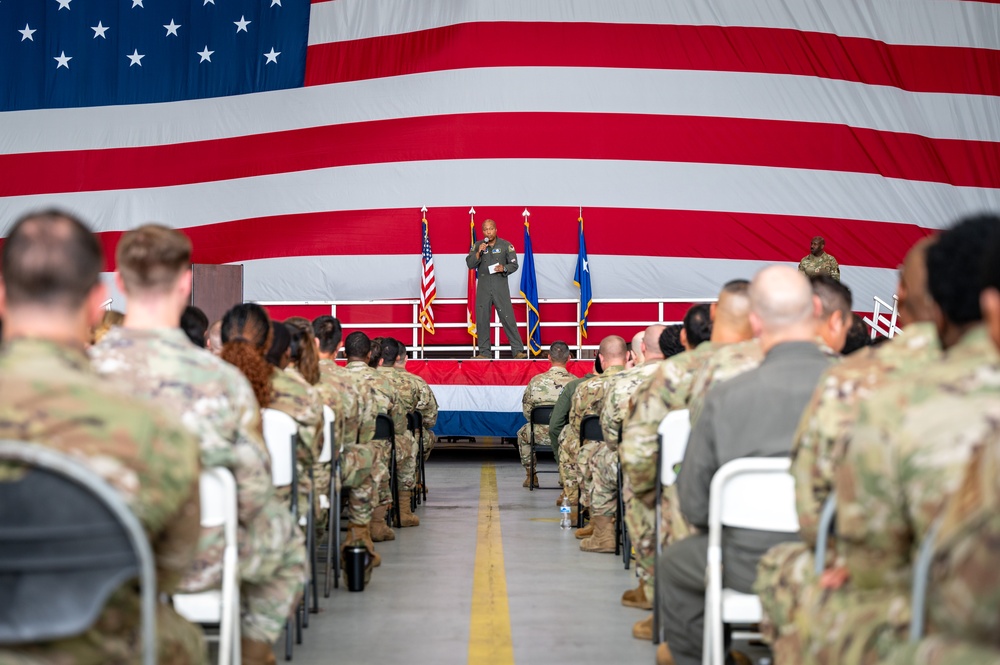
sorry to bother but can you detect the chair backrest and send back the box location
[261,408,297,487]
[531,405,554,426]
[319,405,335,464]
[910,517,943,642]
[658,409,691,487]
[374,414,394,440]
[0,441,156,665]
[198,467,238,530]
[814,491,837,574]
[407,411,423,433]
[580,414,603,442]
[709,458,799,547]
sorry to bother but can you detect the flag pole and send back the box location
[522,208,531,357]
[469,206,477,356]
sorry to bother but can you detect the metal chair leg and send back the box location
[284,618,293,660]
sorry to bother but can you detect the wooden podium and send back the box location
[190,264,243,325]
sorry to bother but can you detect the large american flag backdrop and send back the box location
[3,1,999,329]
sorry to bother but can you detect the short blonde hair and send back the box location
[116,224,191,294]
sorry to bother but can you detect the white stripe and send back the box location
[428,384,525,413]
[4,159,997,235]
[308,0,1000,50]
[3,67,998,154]
[241,254,900,316]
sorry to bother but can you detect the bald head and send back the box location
[597,335,628,366]
[897,236,937,327]
[641,324,667,361]
[749,266,817,348]
[631,332,645,364]
[711,279,752,342]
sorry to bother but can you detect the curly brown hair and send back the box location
[220,303,274,408]
[284,316,321,385]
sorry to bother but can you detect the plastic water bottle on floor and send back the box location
[559,496,572,529]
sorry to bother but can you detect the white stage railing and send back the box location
[255,297,715,359]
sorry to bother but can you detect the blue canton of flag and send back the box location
[518,212,541,357]
[573,214,593,338]
[2,0,310,111]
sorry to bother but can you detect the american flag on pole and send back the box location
[419,209,436,335]
[2,1,999,311]
[466,208,478,340]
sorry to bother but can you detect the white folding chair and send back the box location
[653,409,692,644]
[260,408,300,658]
[910,517,943,642]
[703,458,799,665]
[172,468,241,665]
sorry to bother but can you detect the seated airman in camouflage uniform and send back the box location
[378,337,421,527]
[562,335,629,549]
[620,289,743,640]
[798,235,841,281]
[0,211,205,665]
[396,343,439,462]
[754,238,940,663]
[90,225,306,664]
[882,233,1000,665]
[799,216,1000,665]
[516,340,575,487]
[342,331,408,542]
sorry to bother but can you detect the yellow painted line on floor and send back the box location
[468,463,515,665]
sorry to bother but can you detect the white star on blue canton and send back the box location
[164,20,181,37]
[19,24,36,41]
[92,21,109,39]
[55,0,71,10]
[263,47,281,64]
[131,0,143,7]
[127,48,145,66]
[234,16,251,33]
[197,46,214,63]
[54,51,72,68]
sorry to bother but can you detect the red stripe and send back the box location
[78,206,929,271]
[305,22,1000,97]
[407,359,593,385]
[4,113,997,197]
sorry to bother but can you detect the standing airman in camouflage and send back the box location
[620,282,750,640]
[516,341,575,487]
[562,336,629,544]
[90,225,306,663]
[342,331,408,542]
[755,238,940,662]
[0,211,205,665]
[378,337,421,527]
[798,236,841,281]
[799,216,1000,665]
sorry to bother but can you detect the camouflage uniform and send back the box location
[687,339,764,426]
[548,374,594,482]
[270,367,324,515]
[798,252,841,281]
[381,366,419,492]
[0,338,204,665]
[316,359,378,527]
[799,326,1000,665]
[91,328,308,644]
[516,366,574,471]
[619,342,715,599]
[752,324,939,660]
[590,362,661,519]
[343,361,406,507]
[562,365,625,509]
[402,368,439,459]
[883,433,1000,665]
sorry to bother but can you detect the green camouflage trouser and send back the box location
[578,440,601,508]
[372,439,392,506]
[754,540,816,664]
[589,443,619,517]
[396,430,418,492]
[516,422,550,470]
[314,444,375,526]
[238,502,308,643]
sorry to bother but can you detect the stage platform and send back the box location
[406,359,594,439]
